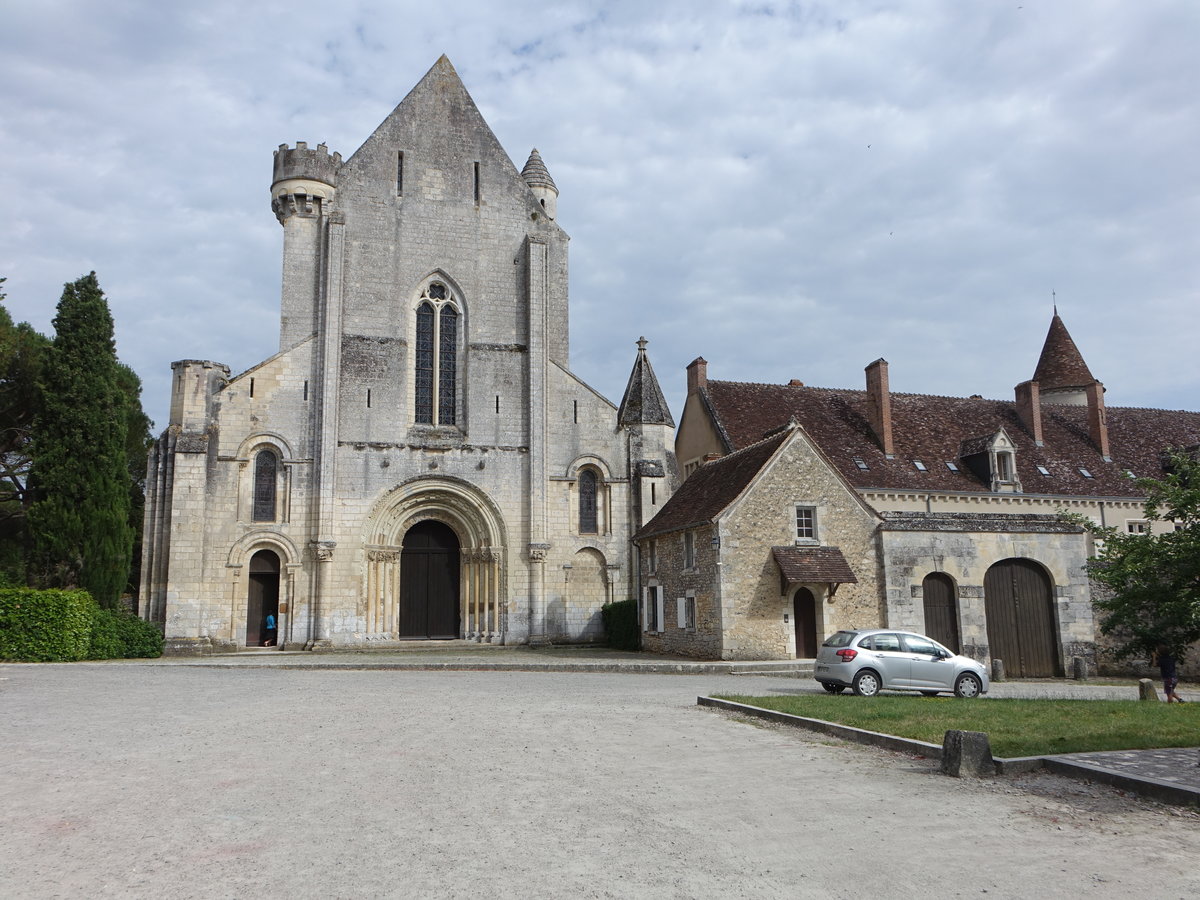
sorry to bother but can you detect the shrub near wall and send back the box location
[0,587,95,661]
[602,598,641,652]
[88,607,163,659]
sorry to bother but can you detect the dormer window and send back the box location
[994,451,1014,483]
[959,428,1022,493]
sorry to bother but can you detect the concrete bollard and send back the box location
[991,658,1005,682]
[941,730,996,778]
[1138,678,1159,701]
[1071,656,1089,681]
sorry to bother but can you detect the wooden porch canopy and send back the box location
[772,546,857,596]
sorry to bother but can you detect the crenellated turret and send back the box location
[271,142,342,349]
[271,141,340,223]
[520,148,558,220]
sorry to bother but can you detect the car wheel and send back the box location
[920,691,939,697]
[852,670,881,697]
[822,683,846,694]
[954,673,982,699]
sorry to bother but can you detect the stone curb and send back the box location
[698,696,1200,808]
[121,659,811,676]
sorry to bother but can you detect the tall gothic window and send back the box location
[253,451,278,522]
[414,282,459,425]
[579,469,598,534]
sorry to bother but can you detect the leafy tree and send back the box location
[116,362,153,595]
[0,278,51,582]
[1070,451,1200,660]
[26,273,134,608]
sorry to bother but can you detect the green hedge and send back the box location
[602,598,641,652]
[0,587,163,661]
[0,587,96,661]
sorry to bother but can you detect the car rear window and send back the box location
[822,631,857,648]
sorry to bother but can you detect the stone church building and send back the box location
[140,57,677,653]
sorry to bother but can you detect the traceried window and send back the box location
[414,282,460,425]
[578,469,598,534]
[253,450,278,522]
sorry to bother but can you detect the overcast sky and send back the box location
[3,1,1197,432]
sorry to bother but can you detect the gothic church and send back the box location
[140,57,677,652]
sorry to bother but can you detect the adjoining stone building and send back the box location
[639,313,1200,668]
[140,57,677,653]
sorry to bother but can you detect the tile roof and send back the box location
[1032,314,1096,391]
[772,546,858,584]
[879,511,1083,534]
[634,429,790,540]
[703,380,1200,499]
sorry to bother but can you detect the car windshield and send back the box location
[822,631,857,648]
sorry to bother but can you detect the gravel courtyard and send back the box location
[2,664,1198,898]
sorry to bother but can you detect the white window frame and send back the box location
[1127,520,1150,535]
[795,504,818,544]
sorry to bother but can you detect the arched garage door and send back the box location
[984,558,1059,677]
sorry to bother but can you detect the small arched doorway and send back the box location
[247,549,280,647]
[793,587,818,658]
[922,572,960,653]
[984,558,1059,677]
[400,520,461,640]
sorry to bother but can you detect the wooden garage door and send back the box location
[984,558,1059,678]
[922,573,960,653]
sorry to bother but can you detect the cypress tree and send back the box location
[27,273,133,608]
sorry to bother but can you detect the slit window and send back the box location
[397,151,404,195]
[473,162,481,204]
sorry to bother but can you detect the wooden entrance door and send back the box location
[984,558,1059,677]
[399,521,461,640]
[793,588,818,658]
[922,573,960,653]
[247,549,280,647]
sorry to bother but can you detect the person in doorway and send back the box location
[1152,644,1184,702]
[263,613,277,647]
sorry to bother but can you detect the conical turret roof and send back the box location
[1032,312,1096,391]
[520,148,558,192]
[618,337,675,427]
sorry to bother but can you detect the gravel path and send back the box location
[2,664,1197,898]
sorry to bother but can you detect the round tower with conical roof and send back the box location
[271,141,341,349]
[521,148,558,220]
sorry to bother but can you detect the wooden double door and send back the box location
[399,521,461,640]
[984,558,1059,677]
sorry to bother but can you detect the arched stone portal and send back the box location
[247,549,280,647]
[363,477,507,642]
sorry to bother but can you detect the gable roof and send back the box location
[634,429,790,540]
[701,380,1200,499]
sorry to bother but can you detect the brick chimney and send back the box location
[686,357,708,395]
[865,358,894,457]
[1014,380,1044,447]
[1085,381,1110,461]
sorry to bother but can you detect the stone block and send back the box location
[991,658,1005,682]
[941,730,995,778]
[1138,678,1159,701]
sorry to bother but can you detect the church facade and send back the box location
[140,57,677,653]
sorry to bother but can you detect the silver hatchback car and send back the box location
[814,629,989,698]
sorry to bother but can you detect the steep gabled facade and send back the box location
[665,314,1200,669]
[141,58,676,652]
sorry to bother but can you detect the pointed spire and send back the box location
[520,148,557,192]
[618,337,675,428]
[1032,312,1096,393]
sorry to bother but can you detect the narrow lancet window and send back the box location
[579,469,598,534]
[438,305,458,425]
[415,301,436,423]
[253,451,278,522]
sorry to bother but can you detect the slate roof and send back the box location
[634,430,790,540]
[772,546,858,584]
[618,339,675,427]
[1032,314,1096,391]
[702,380,1200,499]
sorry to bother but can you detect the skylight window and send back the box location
[1036,465,1051,476]
[913,460,927,472]
[945,461,959,473]
[1079,468,1094,479]
[852,457,868,470]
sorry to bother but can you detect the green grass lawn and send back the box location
[715,693,1200,758]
